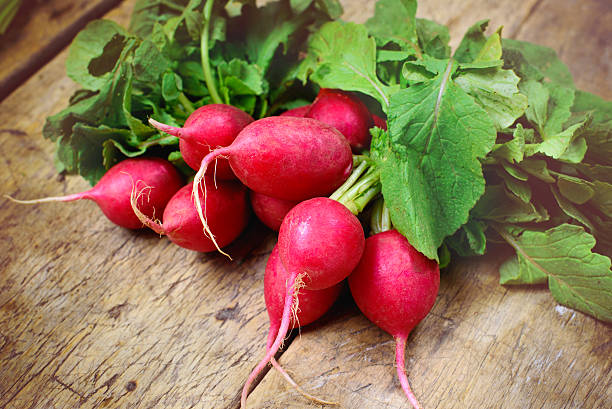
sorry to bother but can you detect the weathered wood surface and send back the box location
[0,0,122,101]
[0,1,611,409]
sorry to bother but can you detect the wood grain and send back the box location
[0,0,123,102]
[0,0,611,409]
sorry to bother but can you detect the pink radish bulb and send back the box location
[149,104,253,180]
[265,246,342,336]
[305,89,374,151]
[372,114,387,130]
[262,245,342,405]
[349,230,440,409]
[133,178,249,252]
[241,197,364,407]
[250,191,298,231]
[7,158,182,229]
[279,105,311,117]
[192,116,353,251]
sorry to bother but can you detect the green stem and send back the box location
[139,135,179,149]
[329,160,369,201]
[0,0,21,34]
[336,168,381,214]
[370,197,392,234]
[201,0,222,104]
[257,98,269,119]
[178,93,196,114]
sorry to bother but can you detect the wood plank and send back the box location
[0,0,123,102]
[247,0,612,407]
[0,2,278,408]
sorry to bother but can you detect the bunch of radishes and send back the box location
[10,89,440,409]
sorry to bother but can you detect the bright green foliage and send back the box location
[499,224,612,322]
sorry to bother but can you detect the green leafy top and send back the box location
[45,0,340,184]
[297,0,611,321]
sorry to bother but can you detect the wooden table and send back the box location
[0,1,610,408]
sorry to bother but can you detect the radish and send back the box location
[305,89,374,151]
[348,230,440,409]
[7,157,182,229]
[250,191,298,231]
[241,197,364,407]
[263,245,342,404]
[372,113,387,130]
[148,104,253,180]
[279,104,311,117]
[264,245,342,339]
[132,178,249,252]
[192,116,353,250]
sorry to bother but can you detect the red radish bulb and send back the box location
[192,116,353,251]
[372,114,387,130]
[264,246,342,336]
[241,197,364,407]
[132,178,249,252]
[306,89,374,151]
[280,105,311,117]
[262,245,342,404]
[7,158,182,229]
[349,230,440,409]
[250,191,298,231]
[149,104,253,180]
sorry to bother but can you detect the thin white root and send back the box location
[270,358,339,406]
[192,156,232,259]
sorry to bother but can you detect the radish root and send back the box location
[130,181,165,235]
[395,336,422,409]
[191,148,232,259]
[270,358,338,406]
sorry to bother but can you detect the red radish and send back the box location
[262,245,342,404]
[348,230,440,409]
[132,178,249,252]
[279,104,311,117]
[241,197,364,407]
[265,246,342,337]
[250,191,298,231]
[148,104,253,180]
[7,158,182,229]
[306,89,374,151]
[192,117,353,250]
[372,114,387,130]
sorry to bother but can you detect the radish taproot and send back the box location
[348,229,440,409]
[305,89,374,151]
[132,178,249,252]
[241,197,364,407]
[193,116,353,251]
[262,245,342,404]
[250,191,298,231]
[7,157,182,229]
[149,104,253,180]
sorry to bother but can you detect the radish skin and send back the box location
[250,191,298,231]
[306,89,374,151]
[7,158,182,229]
[348,230,440,409]
[279,105,311,117]
[241,198,364,408]
[192,116,353,252]
[132,178,249,252]
[263,245,341,405]
[149,104,253,179]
